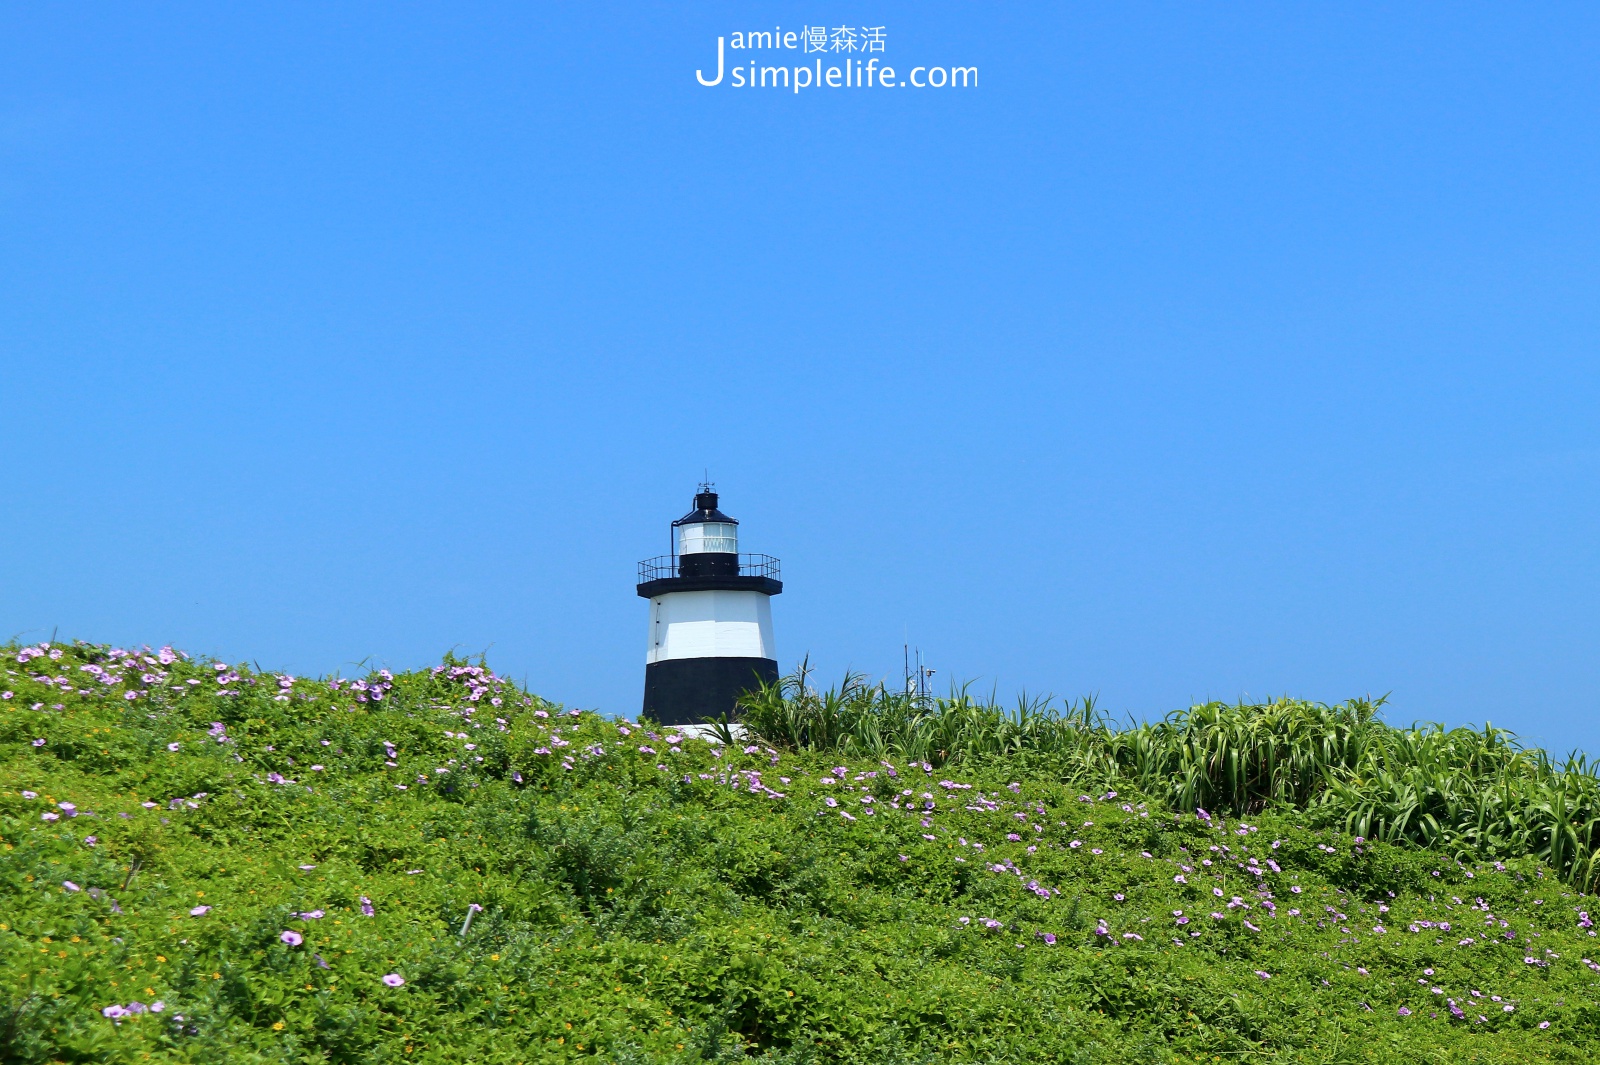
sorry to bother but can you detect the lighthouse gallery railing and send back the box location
[637,554,781,583]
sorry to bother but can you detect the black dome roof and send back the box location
[673,490,737,526]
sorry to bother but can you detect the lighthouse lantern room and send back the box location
[637,487,781,726]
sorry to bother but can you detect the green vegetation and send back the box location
[2,641,1598,1063]
[740,667,1600,890]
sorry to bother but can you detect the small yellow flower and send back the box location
[272,1021,284,1031]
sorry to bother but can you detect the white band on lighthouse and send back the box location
[646,589,774,664]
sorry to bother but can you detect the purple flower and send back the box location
[360,896,375,917]
[1398,1007,1412,1016]
[41,812,58,822]
[32,738,45,747]
[103,1004,128,1019]
[63,881,81,892]
[382,973,405,987]
[280,930,304,946]
[21,791,36,799]
[1037,932,1057,945]
[190,905,211,916]
[1255,970,1271,980]
[167,743,180,752]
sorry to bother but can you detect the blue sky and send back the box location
[4,5,1597,754]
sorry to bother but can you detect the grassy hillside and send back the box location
[2,641,1598,1064]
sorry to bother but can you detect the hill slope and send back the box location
[2,640,1597,1063]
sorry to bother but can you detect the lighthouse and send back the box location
[637,487,782,726]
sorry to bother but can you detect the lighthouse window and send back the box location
[678,522,737,555]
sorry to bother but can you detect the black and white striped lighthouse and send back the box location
[637,486,782,726]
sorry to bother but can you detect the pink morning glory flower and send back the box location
[280,930,304,946]
[382,973,405,987]
[190,905,211,916]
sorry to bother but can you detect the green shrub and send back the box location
[2,640,1597,1063]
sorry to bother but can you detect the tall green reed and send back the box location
[735,666,1600,890]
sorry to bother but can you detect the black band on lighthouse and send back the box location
[641,657,779,727]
